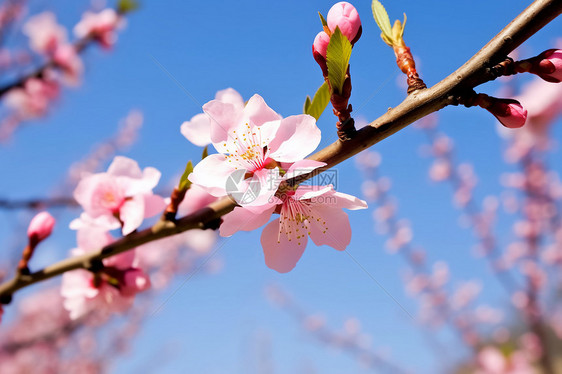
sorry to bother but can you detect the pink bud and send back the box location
[535,49,562,83]
[313,31,330,59]
[27,211,55,241]
[487,99,527,129]
[119,268,151,297]
[327,2,361,43]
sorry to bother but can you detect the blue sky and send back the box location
[1,1,561,373]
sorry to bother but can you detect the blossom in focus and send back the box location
[4,77,60,119]
[529,49,562,83]
[72,156,166,235]
[22,12,67,54]
[181,88,244,147]
[327,2,362,43]
[220,183,367,273]
[188,94,322,206]
[61,227,150,320]
[27,211,55,242]
[312,31,331,59]
[74,9,122,48]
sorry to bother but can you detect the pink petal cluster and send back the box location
[22,12,83,84]
[72,156,166,235]
[74,9,122,49]
[4,77,60,119]
[22,12,67,54]
[221,184,367,273]
[27,211,55,242]
[61,227,150,320]
[188,93,322,206]
[313,2,361,59]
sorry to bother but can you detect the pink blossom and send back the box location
[74,9,122,48]
[220,184,367,273]
[22,12,67,54]
[180,88,244,147]
[4,77,59,119]
[188,94,322,207]
[429,158,451,181]
[313,31,330,59]
[61,227,150,320]
[53,44,83,85]
[327,2,362,43]
[73,156,166,235]
[27,211,55,242]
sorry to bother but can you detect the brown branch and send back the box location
[0,197,78,210]
[0,0,560,304]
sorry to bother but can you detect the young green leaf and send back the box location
[201,146,209,160]
[372,0,393,42]
[117,0,140,14]
[326,27,352,95]
[304,82,330,121]
[304,95,312,114]
[318,12,328,28]
[178,161,193,191]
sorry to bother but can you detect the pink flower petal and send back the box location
[308,206,352,251]
[204,100,243,148]
[215,88,244,110]
[181,112,212,147]
[120,195,145,235]
[143,193,166,218]
[220,205,275,237]
[188,153,235,197]
[260,218,307,273]
[268,114,321,162]
[241,94,282,127]
[107,156,143,179]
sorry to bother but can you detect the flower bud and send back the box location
[119,268,151,297]
[533,49,562,83]
[487,99,527,129]
[27,211,55,242]
[313,31,330,59]
[327,2,361,43]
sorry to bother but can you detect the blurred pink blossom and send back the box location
[4,77,60,119]
[22,12,67,54]
[72,156,166,235]
[74,9,122,48]
[61,227,150,320]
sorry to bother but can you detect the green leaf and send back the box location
[372,0,393,41]
[304,82,330,121]
[326,27,352,95]
[178,161,193,191]
[201,146,209,160]
[117,0,140,14]
[303,96,312,114]
[318,12,328,28]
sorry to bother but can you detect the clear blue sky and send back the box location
[1,1,561,373]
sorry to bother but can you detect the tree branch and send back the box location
[0,0,560,303]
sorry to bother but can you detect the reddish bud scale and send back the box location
[394,46,426,93]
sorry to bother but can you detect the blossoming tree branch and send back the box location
[0,0,562,372]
